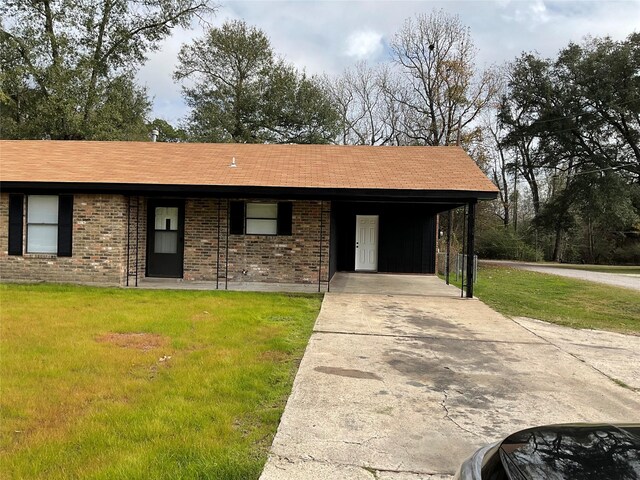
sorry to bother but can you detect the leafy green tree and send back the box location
[498,33,640,262]
[553,34,640,180]
[498,53,555,216]
[174,20,339,143]
[0,0,215,140]
[89,74,152,141]
[575,173,638,263]
[261,63,341,144]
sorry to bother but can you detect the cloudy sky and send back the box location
[137,0,640,124]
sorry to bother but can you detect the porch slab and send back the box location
[135,277,327,293]
[134,273,462,297]
[329,272,461,297]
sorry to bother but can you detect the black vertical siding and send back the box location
[423,216,436,273]
[335,204,357,272]
[333,202,437,274]
[328,207,338,281]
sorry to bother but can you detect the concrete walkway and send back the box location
[483,260,640,291]
[260,274,640,480]
[136,277,327,293]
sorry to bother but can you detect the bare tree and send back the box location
[484,113,512,226]
[388,10,499,146]
[326,62,399,145]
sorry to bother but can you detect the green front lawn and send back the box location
[448,265,640,334]
[0,284,321,480]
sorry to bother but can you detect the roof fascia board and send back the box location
[0,181,498,201]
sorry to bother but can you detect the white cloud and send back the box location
[501,0,551,28]
[345,30,384,59]
[530,0,551,23]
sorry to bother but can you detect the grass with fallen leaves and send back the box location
[445,265,640,334]
[0,284,321,480]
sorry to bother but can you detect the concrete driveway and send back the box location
[261,273,640,480]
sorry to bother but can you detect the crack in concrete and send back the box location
[397,447,410,472]
[268,453,296,471]
[373,465,453,476]
[323,435,380,446]
[440,389,483,438]
[267,452,453,477]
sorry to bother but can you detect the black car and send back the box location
[454,423,640,480]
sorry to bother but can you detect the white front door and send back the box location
[355,215,379,271]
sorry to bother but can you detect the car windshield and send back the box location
[498,425,640,480]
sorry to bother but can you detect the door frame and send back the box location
[354,214,379,272]
[146,199,185,278]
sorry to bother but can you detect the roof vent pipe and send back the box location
[230,157,237,168]
[150,129,159,142]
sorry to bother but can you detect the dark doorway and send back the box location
[146,200,185,278]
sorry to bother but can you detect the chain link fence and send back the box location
[437,253,478,284]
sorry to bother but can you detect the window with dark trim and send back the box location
[229,201,293,236]
[246,203,278,235]
[8,194,73,257]
[27,195,59,253]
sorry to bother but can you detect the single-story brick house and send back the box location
[0,141,497,296]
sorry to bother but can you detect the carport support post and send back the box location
[445,209,452,285]
[465,200,477,298]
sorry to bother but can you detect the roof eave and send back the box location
[0,181,499,202]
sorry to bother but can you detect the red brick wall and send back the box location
[183,198,221,281]
[124,196,146,285]
[180,198,330,285]
[1,194,331,287]
[0,193,127,285]
[226,199,330,285]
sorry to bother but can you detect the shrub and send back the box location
[612,242,640,265]
[477,226,541,261]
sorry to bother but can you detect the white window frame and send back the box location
[245,202,278,235]
[27,195,59,254]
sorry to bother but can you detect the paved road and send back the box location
[260,273,640,480]
[482,260,640,291]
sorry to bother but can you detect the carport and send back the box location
[328,195,484,298]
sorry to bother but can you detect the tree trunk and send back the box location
[587,217,594,263]
[83,0,113,128]
[552,226,563,262]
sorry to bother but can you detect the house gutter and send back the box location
[0,181,498,202]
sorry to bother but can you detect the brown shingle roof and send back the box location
[0,141,498,194]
